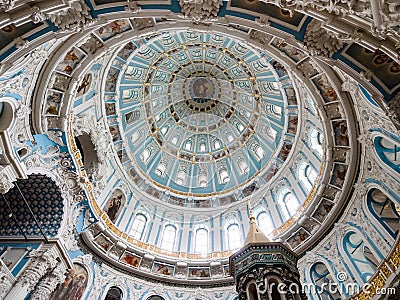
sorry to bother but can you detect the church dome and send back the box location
[0,0,399,298]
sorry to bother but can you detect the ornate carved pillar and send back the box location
[3,248,58,300]
[0,260,15,299]
[29,262,67,300]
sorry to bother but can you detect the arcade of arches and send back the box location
[0,0,399,299]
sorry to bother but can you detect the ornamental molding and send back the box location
[349,201,392,256]
[0,166,15,194]
[125,0,140,13]
[353,182,368,199]
[260,0,372,17]
[19,248,59,289]
[387,93,400,130]
[46,0,93,31]
[249,29,273,48]
[29,262,67,300]
[0,262,14,299]
[303,20,344,58]
[258,0,400,40]
[178,0,223,23]
[74,253,93,269]
[0,0,13,11]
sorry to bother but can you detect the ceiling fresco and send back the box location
[105,31,298,200]
[0,0,399,293]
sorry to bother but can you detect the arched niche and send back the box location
[74,133,99,176]
[103,189,126,224]
[342,231,381,283]
[309,261,342,300]
[266,276,285,300]
[146,296,166,300]
[0,100,14,131]
[366,188,400,240]
[104,286,123,300]
[49,263,89,300]
[373,135,400,174]
[246,281,259,300]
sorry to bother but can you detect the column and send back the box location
[4,248,58,300]
[29,262,67,300]
[0,261,15,299]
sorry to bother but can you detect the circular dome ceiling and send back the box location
[106,31,299,205]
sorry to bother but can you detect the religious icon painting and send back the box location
[56,47,86,75]
[49,263,88,300]
[103,189,126,223]
[152,262,174,276]
[95,20,132,41]
[94,234,113,252]
[188,267,211,278]
[45,90,63,116]
[120,251,141,268]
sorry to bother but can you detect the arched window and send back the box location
[268,278,282,300]
[343,232,380,282]
[104,286,123,300]
[251,142,264,161]
[374,136,400,174]
[184,139,193,151]
[237,156,249,175]
[194,226,209,254]
[146,296,165,300]
[140,145,154,164]
[224,130,234,143]
[218,166,230,184]
[298,161,318,193]
[160,124,169,135]
[278,188,300,221]
[212,138,222,150]
[256,211,274,234]
[130,213,147,240]
[171,136,178,145]
[131,129,144,145]
[367,188,400,240]
[310,262,342,300]
[265,103,282,117]
[199,139,207,152]
[0,101,14,131]
[310,128,323,157]
[176,164,188,185]
[227,223,242,250]
[160,224,177,252]
[197,165,208,187]
[247,282,259,300]
[261,124,277,140]
[154,162,167,177]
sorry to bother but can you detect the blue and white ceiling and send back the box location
[105,31,296,201]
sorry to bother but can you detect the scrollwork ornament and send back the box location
[18,249,58,290]
[0,0,14,10]
[353,182,368,199]
[303,20,343,58]
[30,6,45,23]
[29,263,67,300]
[0,166,15,194]
[179,0,223,23]
[46,0,93,31]
[0,264,14,299]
